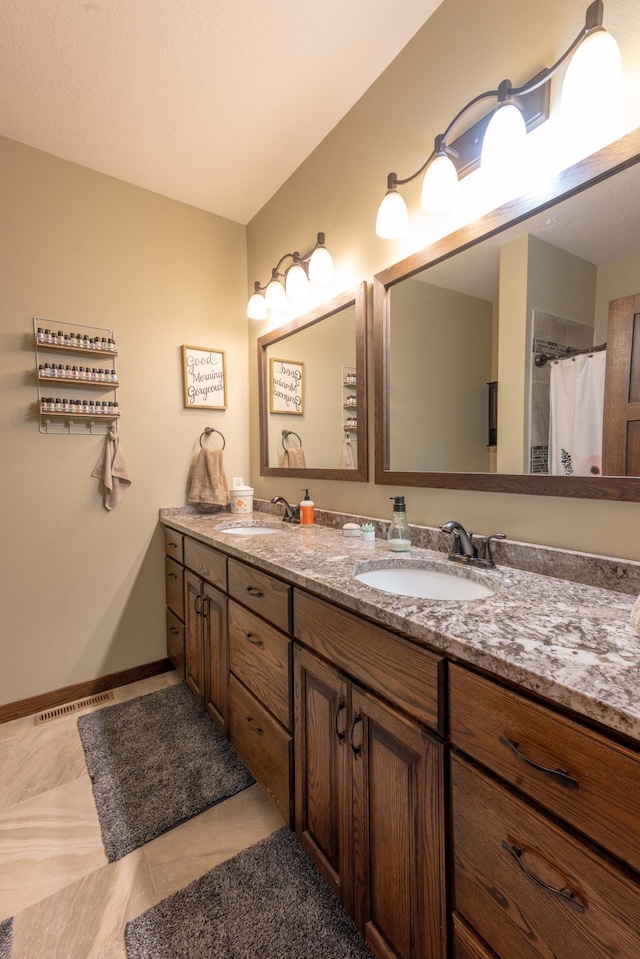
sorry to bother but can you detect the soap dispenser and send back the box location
[388,496,411,552]
[299,489,314,525]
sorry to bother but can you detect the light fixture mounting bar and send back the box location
[450,71,550,179]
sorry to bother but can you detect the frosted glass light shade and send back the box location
[308,246,334,284]
[265,278,287,311]
[481,101,527,183]
[376,189,409,238]
[247,292,267,320]
[421,153,459,212]
[285,263,309,297]
[562,30,622,124]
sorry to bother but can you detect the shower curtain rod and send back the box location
[534,342,607,368]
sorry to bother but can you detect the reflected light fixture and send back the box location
[376,0,621,239]
[247,232,334,318]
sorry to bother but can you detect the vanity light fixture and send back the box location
[375,0,621,239]
[247,233,335,319]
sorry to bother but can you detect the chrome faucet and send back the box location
[440,521,506,568]
[270,495,300,523]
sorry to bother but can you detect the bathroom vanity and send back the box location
[161,508,640,959]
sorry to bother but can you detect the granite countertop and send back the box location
[160,509,640,741]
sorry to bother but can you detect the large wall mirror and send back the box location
[374,128,640,501]
[258,282,368,481]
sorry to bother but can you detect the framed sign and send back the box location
[182,345,227,409]
[269,358,304,414]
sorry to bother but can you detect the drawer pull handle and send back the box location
[246,587,264,598]
[168,572,178,579]
[247,716,263,735]
[498,736,579,789]
[168,542,178,548]
[202,598,208,619]
[334,701,346,742]
[501,841,586,913]
[194,594,203,615]
[245,633,265,648]
[350,713,363,756]
[168,627,180,635]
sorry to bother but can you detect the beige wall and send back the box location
[390,278,492,472]
[0,136,248,706]
[595,249,640,343]
[246,0,640,561]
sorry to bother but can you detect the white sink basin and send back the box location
[354,565,494,601]
[217,525,282,536]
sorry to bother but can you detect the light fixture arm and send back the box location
[250,233,330,296]
[381,0,607,195]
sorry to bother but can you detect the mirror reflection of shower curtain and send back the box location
[549,351,606,476]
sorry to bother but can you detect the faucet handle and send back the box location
[476,533,506,568]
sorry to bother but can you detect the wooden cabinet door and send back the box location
[184,570,204,705]
[351,685,446,959]
[202,581,228,733]
[294,645,351,908]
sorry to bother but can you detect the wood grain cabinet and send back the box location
[226,562,293,826]
[184,568,228,733]
[450,664,640,959]
[294,644,446,959]
[164,528,185,677]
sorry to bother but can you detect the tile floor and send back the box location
[0,671,284,958]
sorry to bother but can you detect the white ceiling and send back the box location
[1,0,444,224]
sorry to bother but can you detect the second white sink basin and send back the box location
[354,565,494,601]
[217,525,282,536]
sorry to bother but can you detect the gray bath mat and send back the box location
[78,682,254,862]
[125,826,374,958]
[0,918,12,959]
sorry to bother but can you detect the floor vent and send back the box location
[34,690,115,725]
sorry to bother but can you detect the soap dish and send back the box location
[342,523,361,538]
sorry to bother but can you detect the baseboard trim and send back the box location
[0,659,173,724]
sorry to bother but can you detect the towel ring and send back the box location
[199,427,226,449]
[282,429,302,451]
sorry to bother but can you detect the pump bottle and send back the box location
[299,489,314,525]
[388,496,411,551]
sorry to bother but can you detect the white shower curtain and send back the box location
[549,350,606,476]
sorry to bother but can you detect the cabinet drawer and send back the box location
[293,589,443,733]
[449,664,640,872]
[228,559,291,634]
[165,556,184,618]
[164,526,184,563]
[166,608,185,678]
[452,755,640,959]
[183,537,226,590]
[229,674,292,825]
[453,915,498,959]
[229,601,291,730]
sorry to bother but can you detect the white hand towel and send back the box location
[631,595,640,636]
[339,434,355,469]
[91,426,132,510]
[188,447,229,506]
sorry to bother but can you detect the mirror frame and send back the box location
[258,282,368,481]
[374,128,640,502]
